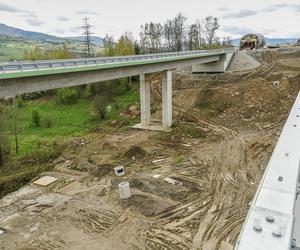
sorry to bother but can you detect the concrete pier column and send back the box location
[140,74,151,126]
[162,71,172,128]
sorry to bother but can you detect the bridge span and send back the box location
[0,48,235,129]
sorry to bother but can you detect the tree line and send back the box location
[102,13,232,56]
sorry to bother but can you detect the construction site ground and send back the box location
[1,48,300,250]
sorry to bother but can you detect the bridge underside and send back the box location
[0,52,234,130]
[0,55,221,99]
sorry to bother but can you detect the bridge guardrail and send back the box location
[0,48,235,74]
[235,91,300,250]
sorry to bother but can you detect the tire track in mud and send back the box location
[189,130,278,249]
[148,72,282,249]
[145,228,192,250]
[151,83,236,137]
[242,62,276,80]
[30,238,66,250]
[64,208,118,235]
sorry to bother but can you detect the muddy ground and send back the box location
[1,48,300,250]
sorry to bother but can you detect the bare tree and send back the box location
[222,36,232,46]
[204,16,220,46]
[173,13,187,51]
[140,24,150,54]
[140,22,164,53]
[188,19,204,50]
[163,19,175,51]
[13,98,20,155]
[0,104,10,166]
[138,13,219,53]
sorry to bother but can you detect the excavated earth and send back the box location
[1,48,300,250]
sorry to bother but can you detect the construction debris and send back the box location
[152,159,166,164]
[114,166,125,177]
[33,176,58,187]
[164,177,182,186]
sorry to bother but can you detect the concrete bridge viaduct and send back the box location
[0,48,235,130]
[2,48,300,249]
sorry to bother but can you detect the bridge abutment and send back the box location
[192,52,235,73]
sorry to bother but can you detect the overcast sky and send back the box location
[0,0,300,39]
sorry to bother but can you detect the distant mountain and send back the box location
[265,38,297,46]
[0,23,103,46]
[0,23,61,42]
[231,37,298,47]
[64,36,103,46]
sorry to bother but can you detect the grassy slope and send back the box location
[0,86,139,197]
[0,37,102,62]
[8,98,93,156]
[7,88,139,157]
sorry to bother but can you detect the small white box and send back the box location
[114,166,125,176]
[118,182,131,199]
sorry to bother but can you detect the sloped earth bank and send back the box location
[1,48,300,250]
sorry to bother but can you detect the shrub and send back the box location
[57,87,80,105]
[16,96,25,108]
[123,145,147,160]
[32,110,41,127]
[0,135,10,167]
[113,102,120,112]
[197,89,214,108]
[44,114,53,128]
[94,95,109,120]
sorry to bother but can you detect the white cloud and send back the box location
[77,10,98,15]
[261,3,289,12]
[222,26,254,36]
[0,3,24,13]
[58,16,70,21]
[54,28,65,34]
[218,7,230,11]
[69,27,81,33]
[223,9,258,19]
[25,18,44,27]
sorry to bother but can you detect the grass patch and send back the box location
[6,97,94,157]
[5,85,140,158]
[0,82,140,197]
[173,155,186,164]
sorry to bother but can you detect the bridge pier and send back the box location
[162,71,172,128]
[140,74,151,126]
[134,70,173,131]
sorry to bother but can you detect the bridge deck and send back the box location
[0,48,234,80]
